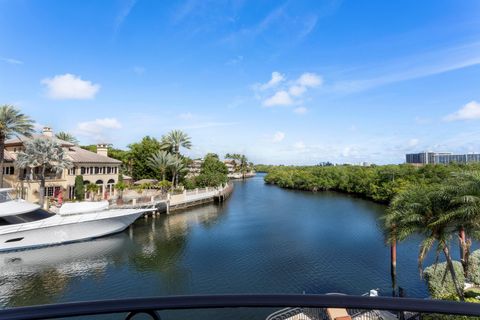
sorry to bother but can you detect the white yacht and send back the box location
[0,188,150,252]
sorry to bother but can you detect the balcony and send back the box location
[1,294,479,320]
[19,173,63,181]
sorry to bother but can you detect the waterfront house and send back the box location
[2,127,122,203]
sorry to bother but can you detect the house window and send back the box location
[81,167,86,175]
[95,167,100,174]
[68,168,76,175]
[46,186,61,197]
[107,167,111,174]
[3,167,14,175]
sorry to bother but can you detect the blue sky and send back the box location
[1,0,480,165]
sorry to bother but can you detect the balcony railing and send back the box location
[19,173,63,181]
[1,294,480,320]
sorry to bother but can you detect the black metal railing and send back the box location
[1,294,480,320]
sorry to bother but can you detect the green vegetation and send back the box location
[264,164,473,203]
[55,131,79,145]
[74,175,85,201]
[225,153,253,179]
[424,261,465,299]
[85,183,99,200]
[160,129,192,155]
[16,138,72,207]
[127,136,162,180]
[192,154,228,188]
[384,172,480,301]
[0,105,35,188]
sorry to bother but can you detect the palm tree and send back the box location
[169,157,188,187]
[0,105,35,187]
[55,131,79,145]
[16,138,72,207]
[225,153,249,179]
[148,150,174,181]
[440,172,480,276]
[160,130,192,155]
[383,184,465,300]
[86,183,100,201]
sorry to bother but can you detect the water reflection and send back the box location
[0,235,126,306]
[0,203,226,307]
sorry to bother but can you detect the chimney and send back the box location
[96,143,109,157]
[42,127,53,137]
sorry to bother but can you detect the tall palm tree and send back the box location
[383,184,465,300]
[16,138,72,207]
[440,172,480,276]
[55,131,79,145]
[0,105,35,187]
[160,130,192,155]
[148,150,174,181]
[169,157,188,187]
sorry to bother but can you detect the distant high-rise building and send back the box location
[405,152,439,165]
[406,151,480,165]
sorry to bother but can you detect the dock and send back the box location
[109,182,234,216]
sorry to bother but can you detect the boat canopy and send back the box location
[58,201,109,216]
[0,200,41,217]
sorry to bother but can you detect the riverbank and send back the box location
[262,163,480,203]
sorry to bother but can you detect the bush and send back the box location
[183,178,197,190]
[155,180,172,192]
[74,175,84,201]
[468,250,480,285]
[195,155,228,187]
[422,293,480,320]
[465,287,480,299]
[424,261,465,299]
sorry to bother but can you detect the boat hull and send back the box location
[0,210,145,252]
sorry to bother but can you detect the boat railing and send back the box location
[1,294,480,320]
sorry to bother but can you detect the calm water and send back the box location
[1,174,470,312]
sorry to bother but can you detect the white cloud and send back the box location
[263,90,293,107]
[76,118,122,141]
[444,101,480,121]
[1,57,23,65]
[289,85,306,97]
[260,71,285,90]
[255,71,322,108]
[41,74,100,100]
[293,107,308,114]
[297,72,323,87]
[272,131,285,142]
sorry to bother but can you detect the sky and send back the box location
[1,0,480,165]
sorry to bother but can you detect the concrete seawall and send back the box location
[110,182,234,215]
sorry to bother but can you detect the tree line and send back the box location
[261,163,465,203]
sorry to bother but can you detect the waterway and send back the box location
[1,174,470,315]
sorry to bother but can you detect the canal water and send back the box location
[0,174,469,313]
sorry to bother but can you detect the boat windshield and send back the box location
[0,191,13,203]
[0,209,53,226]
